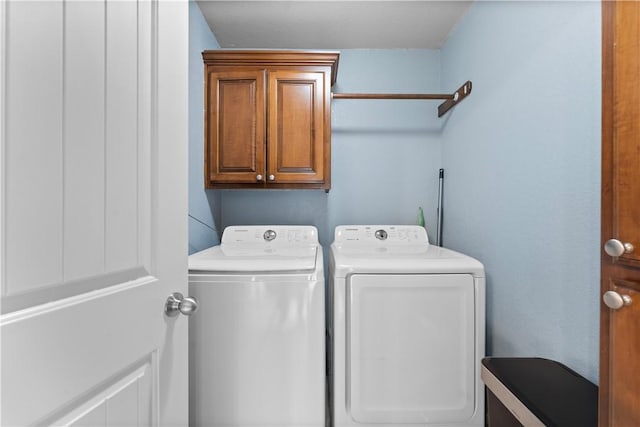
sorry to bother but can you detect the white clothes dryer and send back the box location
[329,225,485,427]
[189,225,325,427]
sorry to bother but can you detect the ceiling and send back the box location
[196,1,474,49]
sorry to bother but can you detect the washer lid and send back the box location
[189,225,319,272]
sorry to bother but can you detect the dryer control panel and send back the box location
[334,225,429,245]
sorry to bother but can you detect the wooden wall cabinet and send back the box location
[203,50,339,190]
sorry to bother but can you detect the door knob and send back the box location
[603,291,632,310]
[604,239,634,257]
[256,174,263,181]
[165,292,199,317]
[268,174,275,181]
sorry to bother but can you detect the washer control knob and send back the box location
[375,229,388,240]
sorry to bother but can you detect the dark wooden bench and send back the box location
[481,358,598,427]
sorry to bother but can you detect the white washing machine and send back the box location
[189,225,325,427]
[329,225,485,427]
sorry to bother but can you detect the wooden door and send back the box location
[205,68,266,187]
[600,1,640,425]
[267,69,330,188]
[0,1,189,425]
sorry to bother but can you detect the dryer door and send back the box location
[347,274,476,424]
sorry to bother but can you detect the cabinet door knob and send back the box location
[256,174,263,181]
[604,239,634,257]
[603,291,632,310]
[268,174,275,181]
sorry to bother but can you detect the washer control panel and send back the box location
[334,225,429,244]
[222,225,318,246]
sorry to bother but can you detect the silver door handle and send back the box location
[604,239,634,257]
[603,291,632,310]
[165,292,199,317]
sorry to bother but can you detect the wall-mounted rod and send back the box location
[331,81,472,117]
[332,93,454,100]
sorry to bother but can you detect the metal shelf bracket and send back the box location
[437,81,472,117]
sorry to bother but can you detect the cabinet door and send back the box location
[267,70,329,187]
[600,1,640,425]
[206,69,266,186]
[601,281,640,426]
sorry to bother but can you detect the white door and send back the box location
[0,0,189,425]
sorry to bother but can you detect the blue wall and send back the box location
[188,1,220,254]
[440,1,601,382]
[188,1,602,383]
